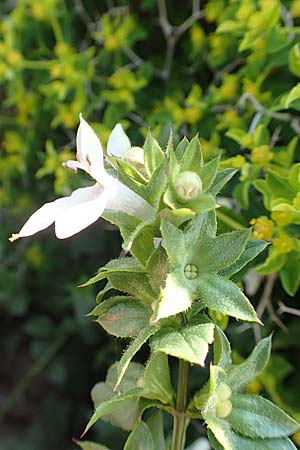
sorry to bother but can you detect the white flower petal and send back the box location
[18,197,71,238]
[107,123,131,158]
[105,175,154,221]
[55,184,108,239]
[77,115,104,175]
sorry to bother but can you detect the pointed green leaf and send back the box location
[239,29,259,52]
[216,19,244,33]
[165,130,174,156]
[147,245,170,294]
[84,388,143,434]
[198,154,220,191]
[266,171,295,201]
[116,325,158,388]
[117,163,149,199]
[286,137,299,169]
[227,336,272,391]
[163,187,179,209]
[201,210,217,238]
[108,271,156,304]
[284,83,300,109]
[180,135,203,171]
[90,382,141,431]
[159,207,196,227]
[233,181,251,209]
[94,297,152,338]
[217,208,246,231]
[279,252,300,296]
[89,362,143,432]
[197,273,259,323]
[153,270,192,321]
[147,161,168,209]
[160,220,185,268]
[144,131,165,176]
[199,365,226,413]
[124,222,155,266]
[210,168,237,195]
[289,44,300,78]
[213,326,232,370]
[186,298,206,322]
[184,214,206,250]
[189,193,217,215]
[288,162,300,190]
[220,239,268,279]
[140,352,174,405]
[253,179,272,210]
[196,229,251,273]
[104,258,144,271]
[206,415,236,449]
[102,209,140,244]
[226,128,252,147]
[253,124,270,147]
[229,394,299,439]
[124,420,154,450]
[81,257,144,286]
[256,249,286,275]
[168,144,180,185]
[95,283,113,303]
[175,137,189,160]
[117,158,148,184]
[146,410,167,450]
[150,320,214,366]
[208,429,298,450]
[106,361,143,392]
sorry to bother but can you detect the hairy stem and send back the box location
[171,358,189,450]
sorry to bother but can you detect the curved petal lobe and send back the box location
[55,184,108,239]
[17,197,72,238]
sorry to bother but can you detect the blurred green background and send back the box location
[1,0,300,448]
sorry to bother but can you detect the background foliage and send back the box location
[1,0,300,448]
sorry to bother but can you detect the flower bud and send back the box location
[122,146,144,168]
[215,382,232,418]
[216,399,232,418]
[216,382,232,401]
[174,171,202,203]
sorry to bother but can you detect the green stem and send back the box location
[51,16,64,42]
[216,210,244,230]
[171,358,189,450]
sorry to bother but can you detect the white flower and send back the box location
[9,116,153,241]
